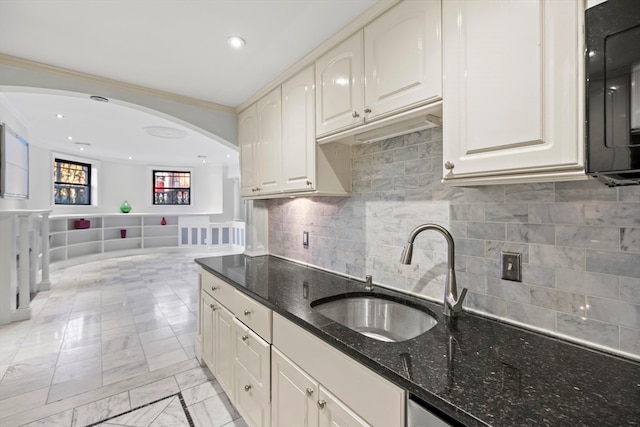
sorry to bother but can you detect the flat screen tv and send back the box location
[1,123,29,199]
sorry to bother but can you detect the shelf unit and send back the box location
[48,214,243,268]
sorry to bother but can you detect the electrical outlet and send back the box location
[303,231,309,248]
[501,251,522,282]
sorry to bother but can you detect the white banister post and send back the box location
[17,214,31,320]
[40,212,51,291]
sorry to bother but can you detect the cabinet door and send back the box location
[200,290,216,369]
[256,87,282,194]
[272,347,319,427]
[281,65,316,192]
[318,386,370,427]
[315,32,365,137]
[239,104,259,196]
[442,0,584,184]
[364,0,442,120]
[215,305,235,397]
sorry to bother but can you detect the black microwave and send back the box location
[585,0,640,186]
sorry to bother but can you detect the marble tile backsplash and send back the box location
[268,128,640,358]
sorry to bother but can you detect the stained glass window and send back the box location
[153,170,191,205]
[53,158,91,205]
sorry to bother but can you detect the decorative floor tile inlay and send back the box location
[85,392,193,427]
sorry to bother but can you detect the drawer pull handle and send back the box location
[352,111,360,118]
[242,335,249,341]
[244,384,252,392]
[211,286,217,291]
[364,107,372,114]
[306,388,314,396]
[209,304,218,311]
[243,309,252,316]
[317,399,326,409]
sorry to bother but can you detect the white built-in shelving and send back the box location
[49,214,245,268]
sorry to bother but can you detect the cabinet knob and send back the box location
[244,384,252,392]
[243,309,252,316]
[306,388,314,396]
[211,286,217,291]
[242,335,249,341]
[444,161,455,170]
[364,107,372,114]
[317,399,326,409]
[210,303,218,311]
[352,111,360,118]
[306,180,312,187]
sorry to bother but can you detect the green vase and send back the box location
[120,200,132,213]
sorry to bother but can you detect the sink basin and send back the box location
[311,294,437,342]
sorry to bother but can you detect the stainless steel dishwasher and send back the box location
[407,395,458,427]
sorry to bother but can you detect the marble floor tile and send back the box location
[146,348,189,372]
[72,391,131,427]
[0,253,245,427]
[175,367,214,391]
[52,355,102,385]
[189,393,239,427]
[0,387,49,419]
[141,336,183,358]
[47,372,103,403]
[57,343,102,367]
[102,359,149,386]
[129,377,179,408]
[104,396,174,426]
[19,408,74,427]
[138,326,175,345]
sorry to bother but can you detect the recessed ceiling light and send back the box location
[144,126,187,139]
[128,156,133,160]
[227,36,246,49]
[56,113,64,119]
[89,95,109,102]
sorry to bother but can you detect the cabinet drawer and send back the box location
[200,268,235,309]
[235,360,271,427]
[233,290,272,342]
[273,313,405,427]
[233,318,270,394]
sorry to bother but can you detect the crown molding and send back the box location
[0,53,236,114]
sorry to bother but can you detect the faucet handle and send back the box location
[364,275,373,291]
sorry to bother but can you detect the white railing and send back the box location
[0,209,51,325]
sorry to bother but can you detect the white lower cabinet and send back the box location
[273,313,405,427]
[234,318,271,427]
[198,270,406,427]
[197,269,272,427]
[272,347,369,427]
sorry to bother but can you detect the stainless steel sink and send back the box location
[312,295,437,342]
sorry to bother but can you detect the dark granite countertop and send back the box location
[195,255,640,426]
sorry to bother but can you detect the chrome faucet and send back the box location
[400,224,467,317]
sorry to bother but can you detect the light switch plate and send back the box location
[500,251,522,282]
[303,231,309,248]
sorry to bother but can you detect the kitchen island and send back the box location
[195,254,639,426]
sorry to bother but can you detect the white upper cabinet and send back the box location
[442,0,585,185]
[364,0,442,121]
[238,105,258,197]
[315,33,365,137]
[315,0,442,140]
[256,87,282,194]
[239,87,282,197]
[281,65,316,192]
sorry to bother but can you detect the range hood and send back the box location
[317,101,442,145]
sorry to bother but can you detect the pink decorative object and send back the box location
[74,219,90,229]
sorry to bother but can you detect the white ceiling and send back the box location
[0,0,378,166]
